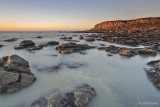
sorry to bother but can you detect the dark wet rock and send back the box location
[0,55,35,93]
[26,46,43,52]
[97,47,106,50]
[0,44,4,48]
[35,36,43,38]
[105,45,120,54]
[19,40,35,47]
[4,38,18,42]
[79,51,86,55]
[151,43,160,51]
[56,42,95,54]
[66,84,96,107]
[100,44,105,46]
[47,41,59,46]
[85,37,95,42]
[60,36,72,40]
[37,63,87,72]
[14,46,26,50]
[138,49,157,55]
[79,35,84,40]
[107,53,112,56]
[31,84,96,107]
[145,60,160,88]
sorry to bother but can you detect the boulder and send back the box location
[4,38,18,42]
[0,55,35,93]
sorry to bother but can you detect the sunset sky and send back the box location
[0,0,159,31]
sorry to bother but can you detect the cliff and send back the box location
[88,17,160,34]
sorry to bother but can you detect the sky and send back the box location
[0,0,159,31]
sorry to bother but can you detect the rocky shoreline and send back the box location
[0,17,160,107]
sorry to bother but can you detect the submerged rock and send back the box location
[31,84,96,107]
[37,62,87,72]
[4,38,18,42]
[0,55,35,93]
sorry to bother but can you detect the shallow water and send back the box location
[0,31,160,107]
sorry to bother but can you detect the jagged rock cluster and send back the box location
[0,55,36,93]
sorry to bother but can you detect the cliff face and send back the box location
[88,17,160,33]
[87,17,160,46]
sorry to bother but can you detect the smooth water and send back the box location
[0,31,160,107]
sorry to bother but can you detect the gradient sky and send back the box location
[0,0,159,31]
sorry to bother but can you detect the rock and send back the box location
[97,47,106,50]
[0,44,4,48]
[26,46,43,52]
[85,37,95,42]
[145,60,160,88]
[4,38,18,42]
[138,49,157,55]
[14,46,26,50]
[35,36,43,38]
[20,73,35,87]
[19,40,35,47]
[56,43,95,54]
[47,41,59,46]
[31,84,96,107]
[107,53,112,56]
[151,43,160,51]
[38,62,87,72]
[0,55,35,93]
[119,50,134,57]
[66,84,96,107]
[79,35,84,40]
